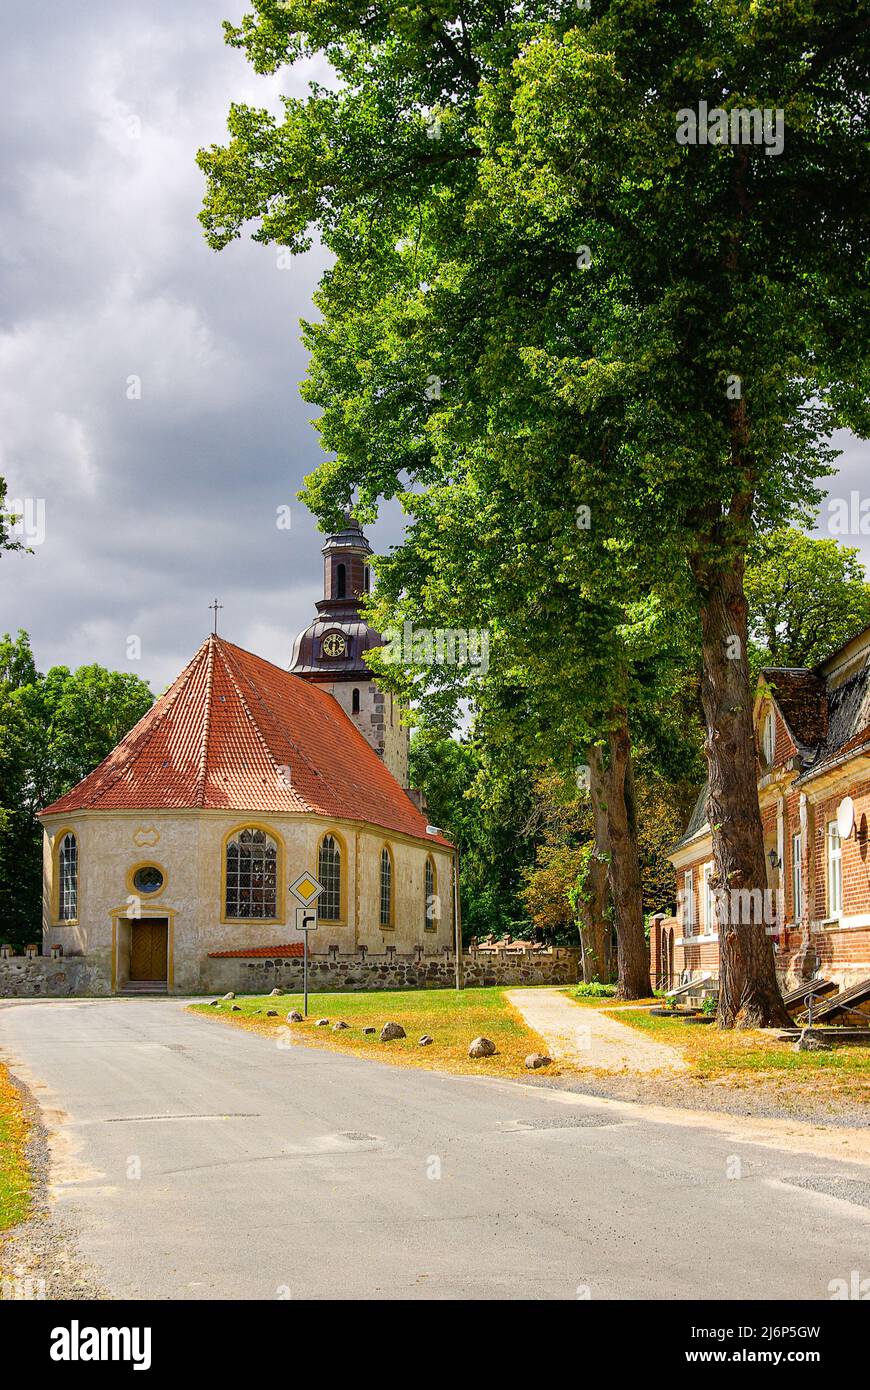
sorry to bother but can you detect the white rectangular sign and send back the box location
[295,906,317,932]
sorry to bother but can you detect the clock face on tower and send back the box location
[321,631,348,659]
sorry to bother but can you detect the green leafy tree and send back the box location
[200,2,868,1024]
[409,726,535,942]
[745,528,870,674]
[0,632,154,946]
[0,478,25,557]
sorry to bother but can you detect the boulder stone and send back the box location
[333,1020,350,1031]
[315,1018,329,1027]
[231,1005,241,1012]
[362,1026,376,1035]
[208,1000,219,1007]
[525,1052,551,1070]
[287,1010,303,1023]
[380,1022,407,1041]
[222,992,235,1000]
[268,988,282,996]
[468,1036,497,1058]
[266,1009,278,1017]
[418,1035,434,1047]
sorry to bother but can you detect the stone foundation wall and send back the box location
[202,947,581,995]
[0,955,111,998]
[0,946,580,997]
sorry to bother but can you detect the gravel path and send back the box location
[506,987,686,1073]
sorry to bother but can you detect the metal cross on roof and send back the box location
[209,598,223,634]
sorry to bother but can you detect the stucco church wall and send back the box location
[39,809,454,993]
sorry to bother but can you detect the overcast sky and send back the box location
[1,1,867,695]
[0,0,406,694]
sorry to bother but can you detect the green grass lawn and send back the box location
[0,1064,30,1237]
[190,986,553,1077]
[617,1007,870,1094]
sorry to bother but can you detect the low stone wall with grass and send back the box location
[202,947,581,996]
[0,954,111,998]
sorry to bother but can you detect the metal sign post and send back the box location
[289,872,323,1019]
[296,905,318,1016]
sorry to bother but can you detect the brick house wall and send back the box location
[665,664,870,994]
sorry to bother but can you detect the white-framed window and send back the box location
[826,821,843,918]
[682,869,695,934]
[701,862,716,933]
[761,708,776,766]
[58,833,78,921]
[791,832,803,922]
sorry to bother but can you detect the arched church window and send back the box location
[58,833,78,921]
[225,827,278,919]
[318,834,341,922]
[424,856,438,931]
[336,563,346,598]
[380,847,393,928]
[352,688,360,714]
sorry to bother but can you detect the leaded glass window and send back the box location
[58,833,77,921]
[225,828,278,919]
[380,847,392,928]
[319,835,341,921]
[425,857,437,930]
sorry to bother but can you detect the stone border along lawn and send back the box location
[587,998,870,1100]
[190,986,554,1078]
[0,1062,31,1246]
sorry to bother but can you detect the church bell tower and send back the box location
[289,515,410,788]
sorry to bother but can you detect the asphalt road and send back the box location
[1,997,869,1301]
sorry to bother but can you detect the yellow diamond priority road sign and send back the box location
[288,871,323,907]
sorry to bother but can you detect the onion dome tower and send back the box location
[289,515,410,788]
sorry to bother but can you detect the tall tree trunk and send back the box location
[595,710,649,999]
[691,534,791,1029]
[579,745,611,982]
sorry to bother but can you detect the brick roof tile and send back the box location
[207,943,305,959]
[40,636,449,847]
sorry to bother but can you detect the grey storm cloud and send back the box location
[0,0,404,694]
[0,1,867,696]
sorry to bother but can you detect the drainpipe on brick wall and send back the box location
[453,847,463,991]
[800,793,815,967]
[777,793,785,938]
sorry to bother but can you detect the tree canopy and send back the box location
[745,527,870,673]
[0,632,153,946]
[200,0,869,1023]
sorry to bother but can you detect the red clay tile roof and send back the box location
[208,943,305,958]
[40,636,450,847]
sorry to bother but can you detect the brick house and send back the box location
[654,624,870,993]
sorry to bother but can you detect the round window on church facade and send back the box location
[132,865,164,895]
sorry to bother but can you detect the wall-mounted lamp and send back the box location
[767,849,782,870]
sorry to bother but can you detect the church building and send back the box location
[38,519,454,994]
